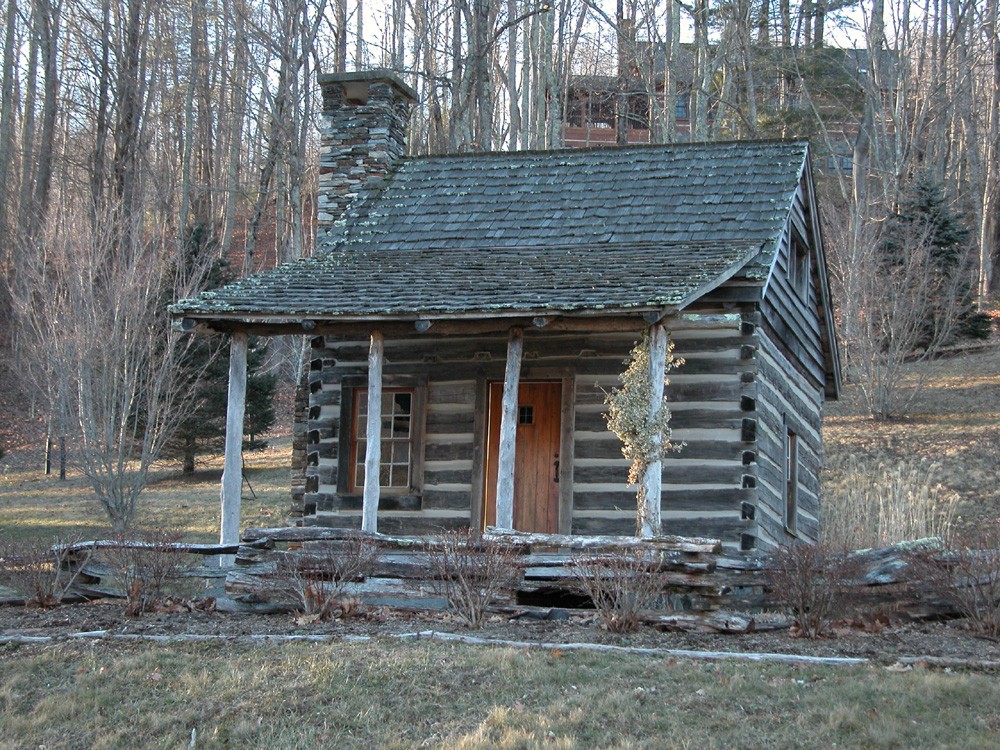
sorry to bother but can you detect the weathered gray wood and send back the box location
[495,327,524,529]
[59,539,269,556]
[362,330,384,533]
[558,374,576,534]
[220,332,248,557]
[397,631,870,665]
[469,376,489,530]
[484,527,722,553]
[641,323,667,537]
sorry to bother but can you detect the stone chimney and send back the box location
[316,70,418,242]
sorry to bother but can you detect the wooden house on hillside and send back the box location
[171,70,840,552]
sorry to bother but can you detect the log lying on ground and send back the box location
[57,538,272,557]
[484,527,723,554]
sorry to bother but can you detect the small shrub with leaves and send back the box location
[571,548,670,633]
[603,331,683,536]
[102,529,187,616]
[916,527,1000,637]
[766,542,859,639]
[269,537,379,621]
[0,534,91,607]
[428,529,520,628]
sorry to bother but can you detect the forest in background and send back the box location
[0,0,997,524]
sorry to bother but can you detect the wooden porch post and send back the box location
[220,332,248,556]
[362,330,384,533]
[494,326,524,529]
[640,323,667,537]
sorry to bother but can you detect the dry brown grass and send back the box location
[0,437,295,543]
[2,639,1000,749]
[823,343,1000,538]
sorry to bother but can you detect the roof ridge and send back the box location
[399,138,810,163]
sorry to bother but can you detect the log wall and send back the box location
[301,303,764,547]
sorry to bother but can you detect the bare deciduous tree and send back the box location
[8,203,213,530]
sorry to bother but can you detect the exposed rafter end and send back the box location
[531,316,552,328]
[301,320,317,331]
[414,319,433,333]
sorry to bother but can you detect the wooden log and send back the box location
[641,612,784,634]
[362,330,384,533]
[395,630,870,665]
[495,327,523,529]
[640,323,667,536]
[484,527,723,554]
[58,539,271,556]
[220,332,249,557]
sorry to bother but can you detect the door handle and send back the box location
[553,458,560,483]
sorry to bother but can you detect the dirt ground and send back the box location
[2,597,1000,667]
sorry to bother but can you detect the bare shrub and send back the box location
[766,543,858,639]
[0,535,92,607]
[102,529,187,616]
[825,203,976,420]
[269,537,380,621]
[917,528,1000,637]
[571,549,670,633]
[7,203,215,531]
[822,456,960,551]
[427,529,520,628]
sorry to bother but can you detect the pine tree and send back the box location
[884,174,991,343]
[168,225,278,473]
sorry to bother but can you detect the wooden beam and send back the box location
[640,324,667,537]
[220,332,248,558]
[362,330,384,533]
[495,327,524,529]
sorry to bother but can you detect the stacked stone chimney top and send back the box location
[316,69,417,242]
[318,69,418,108]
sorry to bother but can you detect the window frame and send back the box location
[341,382,424,497]
[789,230,811,300]
[783,425,799,536]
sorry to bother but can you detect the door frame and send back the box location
[472,372,575,534]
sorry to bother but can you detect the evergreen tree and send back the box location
[167,225,278,473]
[883,175,991,343]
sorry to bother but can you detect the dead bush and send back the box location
[102,529,187,616]
[0,534,91,607]
[766,542,859,639]
[917,527,1000,637]
[427,529,520,628]
[571,549,670,633]
[269,537,379,622]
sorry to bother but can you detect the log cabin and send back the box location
[170,69,840,551]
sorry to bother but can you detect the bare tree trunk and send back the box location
[0,0,19,253]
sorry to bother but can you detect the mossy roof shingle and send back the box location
[172,140,808,321]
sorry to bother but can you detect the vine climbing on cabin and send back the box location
[603,331,683,536]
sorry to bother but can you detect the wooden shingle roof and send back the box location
[172,140,809,325]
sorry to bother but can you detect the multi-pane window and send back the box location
[351,388,413,492]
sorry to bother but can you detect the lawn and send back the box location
[1,638,999,749]
[0,439,294,543]
[2,351,1000,748]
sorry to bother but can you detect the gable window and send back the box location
[789,232,810,299]
[783,427,799,535]
[350,388,414,492]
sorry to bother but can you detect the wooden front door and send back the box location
[483,381,561,533]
